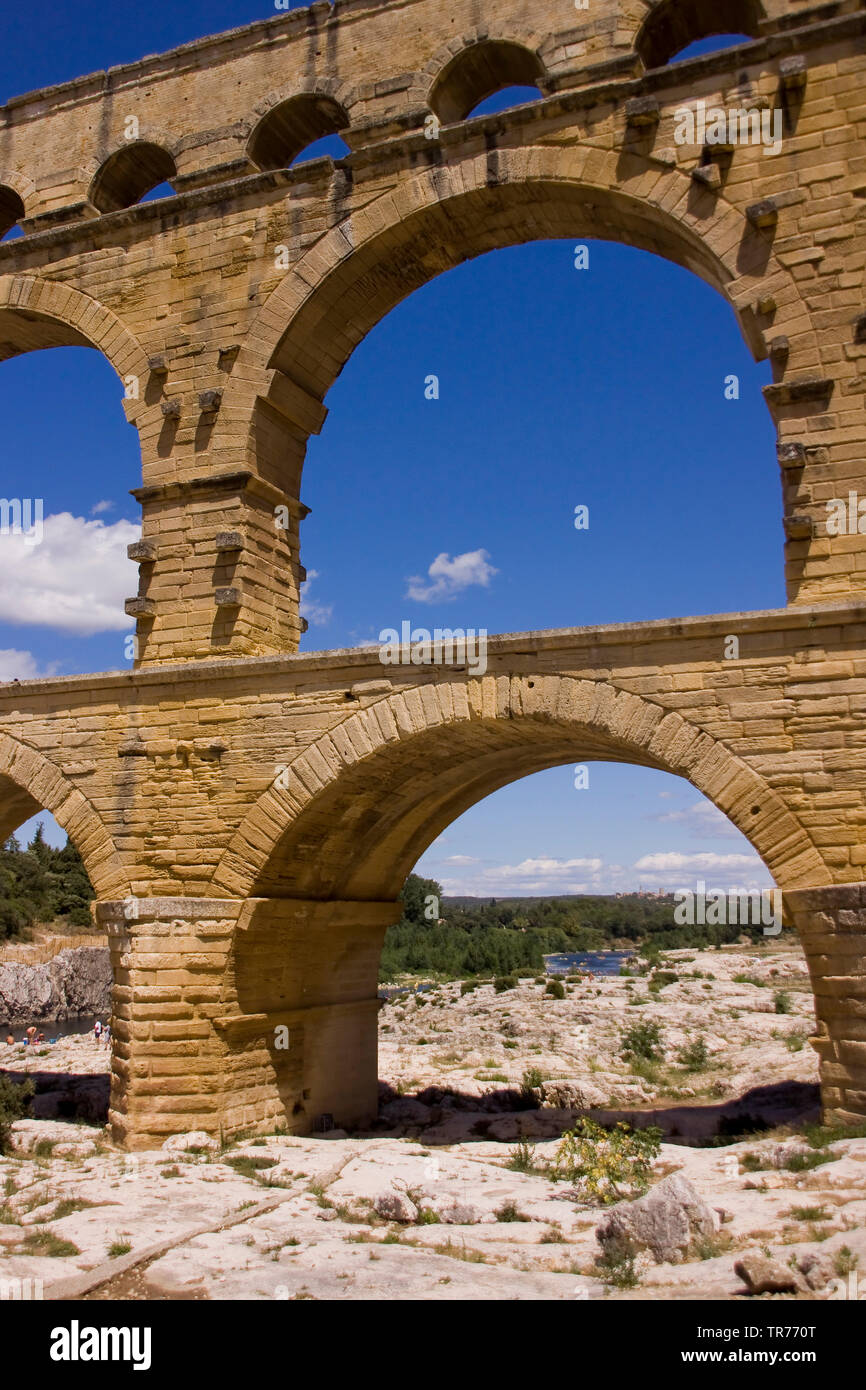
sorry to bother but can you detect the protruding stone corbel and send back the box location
[215,587,241,609]
[198,389,222,414]
[625,96,659,128]
[747,199,779,229]
[215,531,243,553]
[746,187,806,229]
[127,540,156,562]
[783,514,814,540]
[691,163,721,189]
[763,376,834,410]
[161,399,181,419]
[118,741,147,758]
[124,597,155,618]
[777,442,806,470]
[768,336,789,364]
[147,355,169,377]
[779,55,807,91]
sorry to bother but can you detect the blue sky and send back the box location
[0,7,777,894]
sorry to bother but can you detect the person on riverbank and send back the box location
[5,1034,13,1046]
[25,1025,36,1045]
[103,1023,111,1047]
[93,1020,102,1045]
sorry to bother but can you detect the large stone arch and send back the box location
[210,142,814,502]
[214,676,831,902]
[0,730,130,900]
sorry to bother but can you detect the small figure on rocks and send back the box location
[93,1020,103,1044]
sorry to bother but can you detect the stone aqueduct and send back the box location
[0,0,865,1146]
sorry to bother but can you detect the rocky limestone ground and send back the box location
[1,941,864,1302]
[378,941,820,1135]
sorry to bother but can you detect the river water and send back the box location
[3,1014,104,1044]
[544,950,634,977]
[378,951,634,997]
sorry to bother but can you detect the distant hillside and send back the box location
[380,878,761,982]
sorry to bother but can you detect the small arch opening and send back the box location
[139,181,176,203]
[0,185,26,241]
[429,40,546,125]
[247,95,350,172]
[89,143,177,214]
[670,34,755,63]
[466,84,544,119]
[291,133,351,167]
[637,0,762,70]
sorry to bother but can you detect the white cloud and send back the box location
[419,846,773,898]
[0,649,59,681]
[0,513,138,635]
[634,852,763,873]
[653,800,740,839]
[444,856,606,895]
[300,569,333,627]
[483,857,604,879]
[407,549,497,603]
[90,500,114,515]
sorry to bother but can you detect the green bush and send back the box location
[544,980,565,1000]
[550,1118,662,1204]
[650,970,678,990]
[774,990,792,1015]
[0,1075,34,1154]
[494,976,517,993]
[677,1036,709,1071]
[494,1200,530,1223]
[595,1246,640,1288]
[505,1139,540,1174]
[520,1068,545,1102]
[620,1021,664,1062]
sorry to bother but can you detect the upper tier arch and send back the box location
[636,0,766,70]
[210,142,811,497]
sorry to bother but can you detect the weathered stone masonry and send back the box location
[0,0,865,1145]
